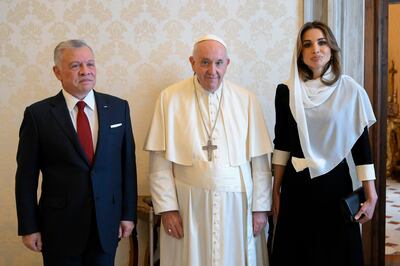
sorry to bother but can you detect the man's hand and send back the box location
[119,221,135,238]
[252,211,268,237]
[22,232,42,252]
[161,211,184,239]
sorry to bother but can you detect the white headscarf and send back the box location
[285,52,376,178]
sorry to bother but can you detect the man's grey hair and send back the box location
[53,39,93,67]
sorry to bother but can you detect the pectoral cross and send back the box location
[202,139,217,161]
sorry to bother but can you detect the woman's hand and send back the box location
[355,180,378,224]
[355,197,377,223]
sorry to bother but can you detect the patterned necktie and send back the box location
[76,101,94,165]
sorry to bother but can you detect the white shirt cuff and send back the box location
[272,149,290,166]
[356,164,376,181]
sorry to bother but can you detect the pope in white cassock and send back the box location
[144,35,273,266]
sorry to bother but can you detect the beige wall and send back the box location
[389,3,400,103]
[0,1,302,265]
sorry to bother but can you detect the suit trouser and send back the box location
[42,211,117,266]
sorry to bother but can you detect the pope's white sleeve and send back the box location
[251,154,272,212]
[149,151,179,214]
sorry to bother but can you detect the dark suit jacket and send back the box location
[15,90,137,256]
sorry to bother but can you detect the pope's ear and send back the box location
[53,66,62,81]
[189,56,195,70]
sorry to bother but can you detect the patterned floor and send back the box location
[386,178,400,255]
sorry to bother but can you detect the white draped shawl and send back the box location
[286,57,376,178]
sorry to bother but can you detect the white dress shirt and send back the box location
[62,89,99,151]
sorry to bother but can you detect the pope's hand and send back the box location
[161,211,184,239]
[253,211,268,236]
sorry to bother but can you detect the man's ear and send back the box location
[53,66,62,81]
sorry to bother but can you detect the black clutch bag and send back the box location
[341,187,366,223]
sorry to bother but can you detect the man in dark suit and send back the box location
[15,39,137,266]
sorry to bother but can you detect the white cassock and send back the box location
[144,77,273,266]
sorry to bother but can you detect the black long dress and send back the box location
[270,84,372,266]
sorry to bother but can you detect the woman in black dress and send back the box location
[270,21,378,266]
